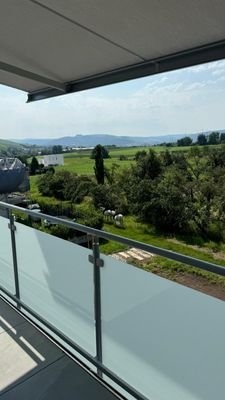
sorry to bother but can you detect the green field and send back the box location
[33,144,224,175]
[55,145,193,174]
[56,156,133,174]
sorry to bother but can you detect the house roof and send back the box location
[0,0,225,102]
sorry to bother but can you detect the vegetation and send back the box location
[34,145,225,244]
[25,142,225,295]
[2,132,224,297]
[0,139,27,156]
[90,144,110,159]
[92,144,105,184]
[177,136,193,146]
[30,156,39,175]
[52,145,63,154]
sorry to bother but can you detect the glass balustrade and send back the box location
[0,216,15,293]
[100,254,225,400]
[0,206,224,400]
[14,221,96,356]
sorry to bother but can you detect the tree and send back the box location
[52,145,63,154]
[220,133,225,143]
[134,169,193,231]
[92,144,105,184]
[135,149,162,180]
[90,145,110,159]
[177,136,193,146]
[30,156,39,175]
[134,150,147,161]
[17,155,28,166]
[75,197,104,229]
[197,133,207,146]
[162,149,173,167]
[208,131,220,145]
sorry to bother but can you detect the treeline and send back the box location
[37,145,225,241]
[177,131,224,147]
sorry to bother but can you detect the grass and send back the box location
[33,144,225,175]
[142,257,225,287]
[63,145,195,159]
[100,216,225,285]
[55,157,132,175]
[55,145,193,175]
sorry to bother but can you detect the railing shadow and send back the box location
[0,298,62,395]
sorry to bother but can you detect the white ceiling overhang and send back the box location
[0,0,224,102]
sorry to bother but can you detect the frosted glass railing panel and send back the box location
[0,216,15,293]
[101,255,225,400]
[15,222,95,355]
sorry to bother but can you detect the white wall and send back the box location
[43,154,64,166]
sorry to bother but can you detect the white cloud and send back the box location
[191,60,225,73]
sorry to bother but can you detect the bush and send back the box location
[119,155,128,161]
[75,198,104,229]
[47,225,75,240]
[207,222,224,242]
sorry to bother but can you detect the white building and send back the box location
[40,154,64,167]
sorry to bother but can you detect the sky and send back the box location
[0,59,225,140]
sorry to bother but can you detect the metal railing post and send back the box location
[8,211,20,303]
[92,235,103,377]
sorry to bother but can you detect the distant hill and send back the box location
[13,130,225,148]
[0,139,26,155]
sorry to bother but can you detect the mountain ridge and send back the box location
[11,129,225,147]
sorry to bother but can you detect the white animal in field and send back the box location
[104,209,116,221]
[114,213,124,226]
[104,209,112,220]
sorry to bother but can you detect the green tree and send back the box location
[52,145,63,154]
[30,156,39,175]
[135,149,162,180]
[177,136,193,146]
[220,132,225,143]
[17,155,28,166]
[197,133,207,145]
[75,197,104,229]
[138,169,193,231]
[134,150,147,161]
[208,131,220,145]
[90,145,110,159]
[162,149,173,167]
[93,144,105,184]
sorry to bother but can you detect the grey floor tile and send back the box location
[0,299,24,334]
[1,356,119,400]
[0,318,63,393]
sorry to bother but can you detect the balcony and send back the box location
[0,201,225,400]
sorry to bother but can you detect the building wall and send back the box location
[43,154,64,166]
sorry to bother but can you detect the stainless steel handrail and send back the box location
[1,201,225,277]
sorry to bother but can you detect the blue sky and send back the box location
[0,59,225,140]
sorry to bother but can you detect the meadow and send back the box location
[55,145,192,174]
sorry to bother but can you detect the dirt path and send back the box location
[156,270,225,301]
